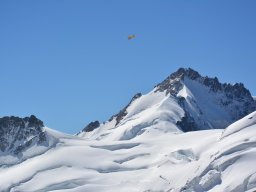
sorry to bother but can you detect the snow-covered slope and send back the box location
[79,68,256,140]
[1,112,256,192]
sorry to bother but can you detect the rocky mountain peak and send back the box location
[82,121,100,132]
[0,115,44,133]
[0,115,44,129]
[155,68,202,95]
[170,67,201,80]
[0,115,47,155]
[156,68,255,131]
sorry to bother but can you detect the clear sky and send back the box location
[1,0,255,134]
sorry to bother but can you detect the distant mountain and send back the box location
[0,115,57,166]
[79,68,256,140]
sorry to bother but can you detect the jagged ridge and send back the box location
[156,68,252,98]
[82,68,256,136]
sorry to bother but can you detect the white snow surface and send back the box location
[79,90,184,141]
[0,111,256,192]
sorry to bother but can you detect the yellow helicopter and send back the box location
[128,35,136,40]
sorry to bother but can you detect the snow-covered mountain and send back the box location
[0,68,256,192]
[79,68,256,140]
[0,115,57,166]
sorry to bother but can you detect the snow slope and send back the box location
[79,90,184,141]
[1,111,256,191]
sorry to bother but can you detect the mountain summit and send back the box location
[156,68,252,98]
[0,115,46,155]
[0,115,57,165]
[80,68,256,140]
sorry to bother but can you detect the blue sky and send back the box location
[1,0,255,134]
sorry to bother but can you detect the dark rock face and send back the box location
[83,121,100,132]
[109,93,142,126]
[176,114,197,132]
[0,115,47,155]
[223,83,251,99]
[176,97,197,132]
